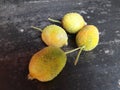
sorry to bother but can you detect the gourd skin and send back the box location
[62,13,86,34]
[76,25,99,51]
[28,46,67,82]
[42,25,68,47]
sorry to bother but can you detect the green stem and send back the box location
[48,18,61,24]
[65,47,80,54]
[74,46,85,65]
[31,26,43,32]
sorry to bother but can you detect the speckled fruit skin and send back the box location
[28,46,67,82]
[62,12,86,34]
[76,25,99,51]
[41,25,68,47]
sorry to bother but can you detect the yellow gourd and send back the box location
[48,12,86,34]
[75,25,99,65]
[28,46,81,82]
[28,46,67,82]
[31,25,68,47]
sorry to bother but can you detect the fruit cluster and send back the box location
[28,12,99,82]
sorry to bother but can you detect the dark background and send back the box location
[0,0,120,90]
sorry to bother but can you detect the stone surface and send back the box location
[0,0,120,90]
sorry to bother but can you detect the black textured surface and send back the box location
[0,0,120,90]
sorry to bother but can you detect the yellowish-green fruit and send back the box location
[42,25,68,47]
[76,25,99,51]
[28,46,67,82]
[62,12,86,34]
[74,25,99,65]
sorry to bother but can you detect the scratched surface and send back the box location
[0,0,120,90]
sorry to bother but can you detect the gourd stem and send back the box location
[65,47,80,54]
[31,26,43,32]
[74,46,85,65]
[48,18,61,24]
